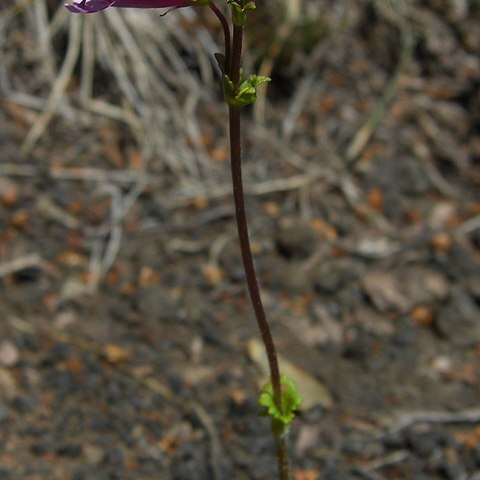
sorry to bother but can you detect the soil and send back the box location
[1,1,480,479]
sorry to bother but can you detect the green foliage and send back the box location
[224,74,270,107]
[227,0,256,27]
[258,374,301,425]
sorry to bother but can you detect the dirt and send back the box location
[1,1,480,479]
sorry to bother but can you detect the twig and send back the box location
[20,13,82,156]
[33,0,57,86]
[353,468,386,480]
[84,99,143,134]
[87,178,145,289]
[387,407,480,435]
[80,15,95,102]
[337,176,396,236]
[0,253,43,278]
[0,0,29,90]
[0,163,37,177]
[353,450,410,480]
[458,215,480,235]
[0,163,146,185]
[208,233,232,266]
[190,402,223,480]
[280,26,334,141]
[37,195,81,229]
[421,152,460,198]
[253,0,300,125]
[50,166,145,183]
[346,27,414,165]
[137,204,234,236]
[162,168,332,208]
[281,71,319,141]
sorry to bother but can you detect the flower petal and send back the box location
[65,0,190,13]
[112,0,190,7]
[65,0,115,13]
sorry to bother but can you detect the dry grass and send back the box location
[0,0,415,204]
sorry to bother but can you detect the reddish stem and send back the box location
[209,2,231,75]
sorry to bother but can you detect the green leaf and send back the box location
[227,0,256,27]
[224,74,270,107]
[258,374,301,425]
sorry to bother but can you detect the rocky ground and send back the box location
[0,1,480,479]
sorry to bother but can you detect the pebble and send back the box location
[406,427,442,457]
[275,218,317,259]
[435,288,480,345]
[382,431,407,450]
[439,463,468,480]
[0,341,19,367]
[269,259,313,292]
[135,286,178,321]
[11,394,36,413]
[51,439,85,459]
[171,445,208,480]
[42,342,72,365]
[0,367,18,399]
[102,447,124,466]
[342,326,372,361]
[312,258,363,294]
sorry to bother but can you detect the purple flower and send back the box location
[65,0,191,14]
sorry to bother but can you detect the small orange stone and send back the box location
[138,266,159,286]
[190,196,208,210]
[124,458,140,471]
[105,269,119,285]
[228,388,247,405]
[410,305,434,326]
[11,209,28,228]
[202,263,223,286]
[57,250,87,266]
[103,343,130,363]
[1,186,18,207]
[294,468,320,480]
[263,201,280,217]
[210,147,228,162]
[128,150,143,169]
[366,187,383,212]
[403,208,421,224]
[430,232,452,252]
[318,95,335,113]
[309,218,337,239]
[118,282,136,295]
[57,357,83,373]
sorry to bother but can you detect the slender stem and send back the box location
[274,423,291,480]
[209,2,231,76]
[211,5,292,479]
[230,24,243,84]
[228,80,291,480]
[228,103,282,403]
[228,20,282,415]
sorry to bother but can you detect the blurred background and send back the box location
[0,1,480,479]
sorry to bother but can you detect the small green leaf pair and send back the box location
[258,374,301,425]
[224,74,270,107]
[227,0,256,27]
